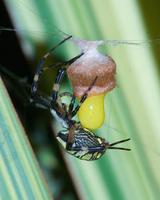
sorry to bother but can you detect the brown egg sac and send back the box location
[67,40,116,98]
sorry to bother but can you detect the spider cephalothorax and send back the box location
[30,36,131,161]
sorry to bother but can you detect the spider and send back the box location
[30,35,131,161]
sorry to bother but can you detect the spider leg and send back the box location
[59,92,76,114]
[31,35,72,98]
[50,53,84,106]
[71,146,104,152]
[71,76,98,117]
[49,53,84,69]
[51,67,66,105]
[31,93,51,109]
[68,95,76,113]
[66,125,77,150]
[58,92,75,113]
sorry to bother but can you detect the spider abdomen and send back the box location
[57,128,107,160]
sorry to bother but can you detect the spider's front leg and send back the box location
[70,76,98,117]
[30,36,72,100]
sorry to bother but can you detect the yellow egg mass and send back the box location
[78,93,105,130]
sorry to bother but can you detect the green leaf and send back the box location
[0,78,51,199]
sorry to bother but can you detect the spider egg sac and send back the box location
[67,39,116,130]
[78,93,105,129]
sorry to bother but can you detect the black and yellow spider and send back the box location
[30,36,131,161]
